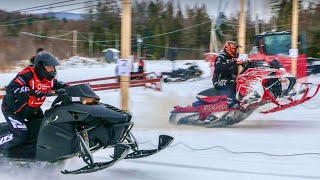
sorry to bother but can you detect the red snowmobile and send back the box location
[169,60,320,127]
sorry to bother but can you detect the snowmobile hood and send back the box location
[64,84,100,100]
[44,103,131,125]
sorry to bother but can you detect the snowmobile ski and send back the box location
[260,84,320,114]
[61,144,130,175]
[125,135,174,159]
[204,109,256,128]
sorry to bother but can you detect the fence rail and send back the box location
[0,73,162,99]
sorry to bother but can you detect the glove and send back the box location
[233,58,244,65]
[233,58,248,65]
[30,90,45,98]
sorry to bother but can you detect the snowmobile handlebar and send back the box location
[46,88,66,97]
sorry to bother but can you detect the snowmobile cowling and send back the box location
[0,83,174,174]
[169,59,320,127]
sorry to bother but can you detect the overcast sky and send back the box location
[0,0,318,21]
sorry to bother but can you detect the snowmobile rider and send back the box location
[212,41,247,109]
[29,47,45,66]
[0,52,67,149]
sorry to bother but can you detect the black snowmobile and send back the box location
[0,84,173,174]
[161,62,203,83]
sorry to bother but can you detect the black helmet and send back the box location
[34,52,61,81]
[36,47,44,53]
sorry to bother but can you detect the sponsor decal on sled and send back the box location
[0,133,13,145]
[202,104,227,112]
[9,117,27,129]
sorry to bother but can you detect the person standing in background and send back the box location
[29,48,44,66]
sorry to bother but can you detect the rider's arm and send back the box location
[212,67,220,86]
[52,79,68,90]
[215,56,234,70]
[212,56,233,84]
[6,73,32,99]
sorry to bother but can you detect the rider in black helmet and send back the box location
[34,51,61,81]
[0,52,67,150]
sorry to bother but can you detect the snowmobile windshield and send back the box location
[64,84,100,100]
[262,34,291,55]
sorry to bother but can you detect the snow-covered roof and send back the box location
[102,48,120,53]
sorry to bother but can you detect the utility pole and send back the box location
[105,32,109,50]
[115,33,119,50]
[164,37,169,60]
[209,19,219,53]
[89,32,93,57]
[255,15,259,35]
[238,0,246,73]
[73,30,78,56]
[137,34,142,62]
[291,0,298,76]
[120,0,132,111]
[37,23,42,36]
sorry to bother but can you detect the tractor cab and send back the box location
[249,31,307,78]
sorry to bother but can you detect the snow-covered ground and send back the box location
[1,57,320,180]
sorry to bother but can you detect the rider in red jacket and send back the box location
[0,52,67,149]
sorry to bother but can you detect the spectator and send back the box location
[29,48,44,66]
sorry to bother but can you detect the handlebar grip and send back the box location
[46,88,66,97]
[46,90,56,97]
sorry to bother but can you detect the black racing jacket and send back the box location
[212,52,239,88]
[1,67,66,119]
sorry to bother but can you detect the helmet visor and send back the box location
[42,56,61,66]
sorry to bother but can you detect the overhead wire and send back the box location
[20,31,121,43]
[0,0,100,25]
[0,0,119,26]
[21,31,87,42]
[3,0,77,13]
[141,20,211,39]
[142,43,208,51]
[18,0,100,13]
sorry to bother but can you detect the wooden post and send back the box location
[115,33,119,50]
[209,19,219,53]
[120,0,132,111]
[89,32,94,57]
[73,30,77,56]
[137,34,142,62]
[291,0,298,76]
[238,0,246,74]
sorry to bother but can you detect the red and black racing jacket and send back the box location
[1,67,66,118]
[212,52,239,88]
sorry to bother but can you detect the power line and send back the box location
[5,0,77,13]
[0,0,119,26]
[19,0,100,13]
[143,43,208,51]
[142,20,211,39]
[20,31,121,43]
[0,0,101,25]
